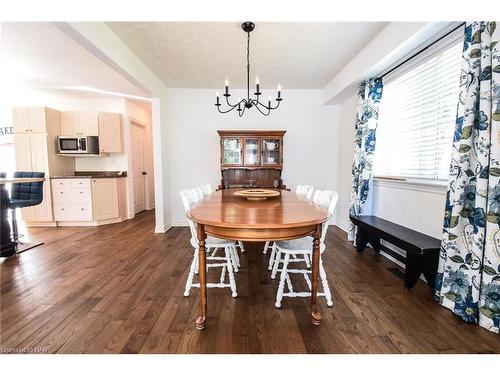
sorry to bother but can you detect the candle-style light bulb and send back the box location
[224,79,229,95]
[255,76,260,95]
[277,84,282,99]
[255,76,260,85]
[216,91,220,105]
[268,96,272,108]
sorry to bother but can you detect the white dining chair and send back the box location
[198,184,214,197]
[264,184,315,262]
[271,190,338,308]
[180,188,238,298]
[197,184,245,253]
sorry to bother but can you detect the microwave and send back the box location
[57,136,99,154]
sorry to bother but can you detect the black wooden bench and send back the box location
[349,215,441,290]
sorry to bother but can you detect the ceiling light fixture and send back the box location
[215,22,283,117]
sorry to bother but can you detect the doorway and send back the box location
[131,122,146,214]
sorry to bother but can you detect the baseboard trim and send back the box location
[154,222,172,233]
[171,220,188,227]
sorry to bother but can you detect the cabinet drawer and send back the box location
[70,179,91,188]
[52,179,71,189]
[53,205,72,221]
[52,188,91,205]
[72,206,93,221]
[53,205,92,221]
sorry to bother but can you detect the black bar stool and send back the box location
[9,171,45,253]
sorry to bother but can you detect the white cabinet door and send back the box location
[60,112,80,136]
[14,133,32,171]
[12,107,30,134]
[78,112,99,136]
[28,107,46,133]
[29,133,48,173]
[98,113,122,153]
[29,133,52,222]
[92,178,119,221]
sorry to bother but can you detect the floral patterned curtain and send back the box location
[348,78,383,241]
[435,22,500,334]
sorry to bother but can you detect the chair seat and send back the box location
[9,199,41,209]
[275,237,325,253]
[190,236,235,248]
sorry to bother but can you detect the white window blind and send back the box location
[374,32,463,181]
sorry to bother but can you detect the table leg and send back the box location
[311,224,322,325]
[195,224,207,330]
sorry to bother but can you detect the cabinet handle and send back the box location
[60,191,63,194]
[61,208,65,211]
[80,191,83,194]
[80,208,84,211]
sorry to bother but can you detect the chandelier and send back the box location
[215,22,283,117]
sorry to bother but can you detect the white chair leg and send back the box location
[184,249,198,297]
[230,245,239,272]
[271,247,282,279]
[275,253,290,308]
[263,241,271,254]
[194,251,199,275]
[268,243,278,270]
[238,241,245,253]
[320,258,333,307]
[225,248,238,298]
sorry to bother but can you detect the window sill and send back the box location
[373,177,447,195]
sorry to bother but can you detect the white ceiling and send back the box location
[107,22,388,89]
[0,22,149,99]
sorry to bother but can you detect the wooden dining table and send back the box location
[187,189,329,329]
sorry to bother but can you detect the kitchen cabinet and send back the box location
[51,177,123,225]
[91,178,119,221]
[98,113,123,153]
[12,107,74,226]
[60,111,99,136]
[12,107,47,133]
[52,178,93,222]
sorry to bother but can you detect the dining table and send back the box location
[187,189,329,330]
[0,177,45,257]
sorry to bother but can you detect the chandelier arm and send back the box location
[217,105,238,114]
[254,98,277,112]
[253,100,271,116]
[238,104,246,117]
[225,95,242,108]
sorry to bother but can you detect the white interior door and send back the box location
[131,123,146,214]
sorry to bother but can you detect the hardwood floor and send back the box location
[1,210,498,354]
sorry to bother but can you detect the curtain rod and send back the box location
[380,22,465,79]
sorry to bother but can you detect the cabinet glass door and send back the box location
[243,138,260,166]
[262,138,281,166]
[222,138,242,165]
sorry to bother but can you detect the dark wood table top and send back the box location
[188,189,328,229]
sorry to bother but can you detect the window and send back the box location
[374,30,463,181]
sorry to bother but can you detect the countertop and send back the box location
[50,171,127,179]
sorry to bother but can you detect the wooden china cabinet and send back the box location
[217,130,286,189]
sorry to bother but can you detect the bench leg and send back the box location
[405,252,439,290]
[356,229,381,254]
[421,252,439,288]
[405,252,422,290]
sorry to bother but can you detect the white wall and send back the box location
[166,88,339,225]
